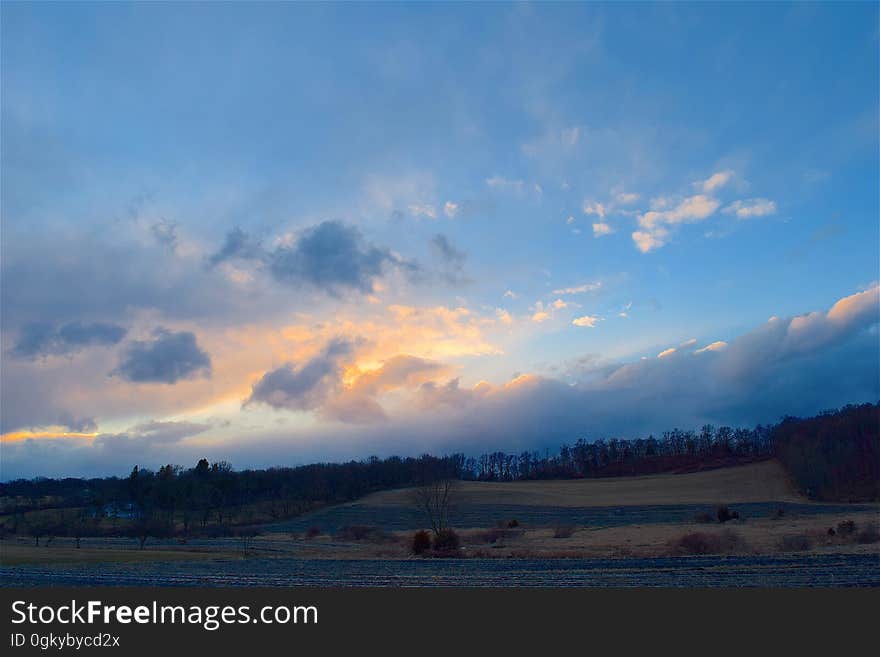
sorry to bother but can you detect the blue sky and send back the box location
[2,2,878,478]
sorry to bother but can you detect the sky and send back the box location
[1,2,878,479]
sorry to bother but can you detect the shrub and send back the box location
[411,530,431,555]
[717,506,740,523]
[553,525,576,539]
[856,523,879,544]
[670,529,745,556]
[304,526,321,539]
[432,529,461,554]
[778,534,813,552]
[836,520,856,536]
[507,519,520,528]
[693,512,714,524]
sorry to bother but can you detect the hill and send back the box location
[363,459,804,508]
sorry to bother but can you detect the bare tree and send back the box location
[410,478,458,536]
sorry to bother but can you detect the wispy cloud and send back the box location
[633,194,721,252]
[723,198,777,219]
[592,222,613,237]
[551,281,602,296]
[696,169,734,193]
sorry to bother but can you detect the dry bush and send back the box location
[836,520,857,536]
[670,529,746,555]
[411,530,431,555]
[553,525,576,539]
[856,522,879,544]
[431,528,461,556]
[716,506,740,523]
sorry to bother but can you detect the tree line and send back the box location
[1,402,876,546]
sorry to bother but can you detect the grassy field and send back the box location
[0,542,241,565]
[2,461,877,584]
[363,460,804,508]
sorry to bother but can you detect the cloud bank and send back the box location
[2,286,876,479]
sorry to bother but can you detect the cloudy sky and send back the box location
[2,2,878,479]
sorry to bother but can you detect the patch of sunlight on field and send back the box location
[362,460,805,508]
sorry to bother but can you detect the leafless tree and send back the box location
[410,478,459,536]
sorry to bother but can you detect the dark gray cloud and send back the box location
[0,420,212,479]
[430,233,470,284]
[55,412,99,434]
[11,321,127,359]
[112,328,212,384]
[245,337,354,411]
[3,290,877,480]
[431,234,465,265]
[206,226,264,267]
[95,420,211,448]
[208,221,420,294]
[268,221,418,293]
[150,219,179,251]
[1,228,254,332]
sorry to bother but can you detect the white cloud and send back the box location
[650,196,672,210]
[408,203,437,219]
[633,195,720,252]
[552,281,602,296]
[486,175,525,193]
[566,216,575,225]
[615,191,640,205]
[723,198,777,219]
[695,341,728,353]
[443,201,460,218]
[697,170,734,193]
[592,222,613,237]
[572,315,601,328]
[639,195,720,229]
[657,347,676,358]
[521,126,582,159]
[496,308,513,325]
[632,228,668,253]
[561,126,580,147]
[503,289,518,299]
[583,201,607,218]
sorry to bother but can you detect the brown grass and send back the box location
[0,543,239,566]
[669,529,747,555]
[361,460,804,508]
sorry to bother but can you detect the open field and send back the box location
[2,462,877,586]
[264,461,872,534]
[265,500,872,534]
[366,460,804,507]
[3,553,878,587]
